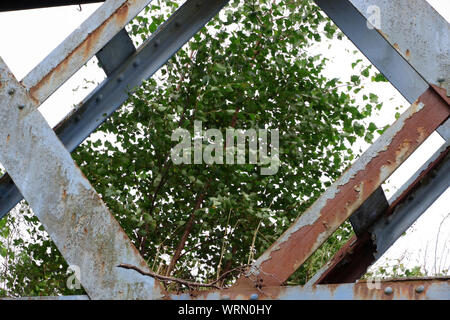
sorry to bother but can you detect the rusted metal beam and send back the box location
[0,0,230,220]
[3,278,449,300]
[96,28,136,76]
[20,0,153,106]
[234,86,449,288]
[314,0,449,103]
[0,58,163,299]
[169,278,450,300]
[0,1,105,12]
[349,186,388,236]
[349,0,450,95]
[0,295,90,300]
[308,129,450,285]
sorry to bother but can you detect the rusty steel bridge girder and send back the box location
[234,86,449,288]
[0,0,449,300]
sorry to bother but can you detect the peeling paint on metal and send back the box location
[21,0,153,105]
[0,58,163,299]
[350,0,450,89]
[168,278,450,300]
[240,87,449,287]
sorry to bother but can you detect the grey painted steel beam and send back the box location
[0,1,105,12]
[4,278,450,300]
[0,295,90,300]
[305,126,450,286]
[21,0,153,106]
[349,0,450,94]
[314,0,429,104]
[372,144,450,260]
[170,278,450,300]
[315,0,450,102]
[0,58,161,299]
[0,0,230,219]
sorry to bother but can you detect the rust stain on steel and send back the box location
[0,58,164,299]
[315,144,450,285]
[28,1,131,103]
[21,0,150,106]
[314,233,376,285]
[234,87,449,288]
[168,278,450,300]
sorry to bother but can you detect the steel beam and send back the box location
[233,86,449,288]
[21,0,153,106]
[349,0,450,95]
[0,1,105,12]
[349,186,388,236]
[0,295,90,300]
[0,58,162,299]
[4,278,449,300]
[314,0,428,103]
[308,133,450,285]
[169,278,450,300]
[314,0,449,103]
[0,0,230,219]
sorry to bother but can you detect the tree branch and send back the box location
[117,263,221,289]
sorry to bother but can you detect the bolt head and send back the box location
[384,286,393,295]
[415,285,425,294]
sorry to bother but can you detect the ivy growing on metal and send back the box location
[0,0,448,300]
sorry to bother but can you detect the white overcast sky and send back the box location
[0,1,448,277]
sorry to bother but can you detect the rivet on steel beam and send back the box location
[7,89,15,95]
[95,95,103,103]
[133,60,140,68]
[384,286,393,295]
[117,74,124,83]
[154,39,161,47]
[196,1,202,7]
[415,285,425,294]
[75,115,81,122]
[250,293,259,300]
[175,21,181,28]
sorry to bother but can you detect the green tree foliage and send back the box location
[1,0,386,296]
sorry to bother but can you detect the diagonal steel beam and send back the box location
[0,1,105,12]
[3,278,449,300]
[314,0,449,104]
[168,277,450,300]
[21,0,153,106]
[233,86,449,288]
[0,0,230,219]
[307,138,450,285]
[96,28,136,76]
[0,58,163,299]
